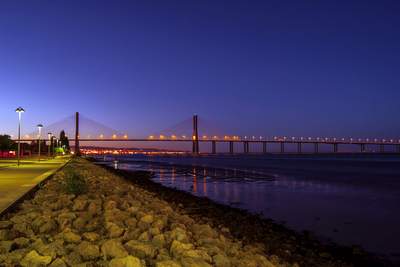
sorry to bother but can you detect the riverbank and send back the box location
[0,158,289,266]
[95,159,394,267]
[0,158,390,266]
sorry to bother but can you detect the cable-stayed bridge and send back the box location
[15,112,400,154]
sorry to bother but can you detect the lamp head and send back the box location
[15,107,25,113]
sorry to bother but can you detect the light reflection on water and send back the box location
[108,159,400,260]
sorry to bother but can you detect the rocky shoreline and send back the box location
[0,158,392,267]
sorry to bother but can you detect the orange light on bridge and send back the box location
[202,135,207,139]
[112,134,117,139]
[148,135,154,139]
[100,134,104,139]
[160,135,165,139]
[192,135,197,140]
[213,135,218,139]
[123,134,128,139]
[182,135,187,139]
[171,135,177,139]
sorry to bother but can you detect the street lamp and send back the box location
[48,132,52,157]
[15,107,25,166]
[37,124,43,161]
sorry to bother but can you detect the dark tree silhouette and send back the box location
[59,130,70,151]
[0,135,15,151]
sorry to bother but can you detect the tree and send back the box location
[0,135,15,151]
[59,130,70,152]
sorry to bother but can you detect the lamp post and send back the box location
[37,124,43,161]
[15,107,25,166]
[48,132,52,157]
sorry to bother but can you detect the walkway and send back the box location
[0,156,70,213]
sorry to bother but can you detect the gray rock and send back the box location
[125,240,157,259]
[0,220,12,229]
[20,250,52,267]
[212,254,231,267]
[156,260,182,267]
[49,258,67,267]
[77,241,100,260]
[107,222,124,238]
[109,255,143,267]
[170,240,194,257]
[101,239,128,259]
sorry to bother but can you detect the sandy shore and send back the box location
[0,158,390,266]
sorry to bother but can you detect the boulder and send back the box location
[191,224,216,239]
[169,227,189,243]
[181,249,212,262]
[0,229,9,240]
[14,237,30,248]
[49,258,67,267]
[170,240,194,257]
[138,231,151,242]
[56,212,76,230]
[77,241,100,260]
[156,260,182,267]
[125,240,157,259]
[0,220,12,229]
[212,254,231,267]
[179,257,212,267]
[152,234,166,248]
[82,232,100,242]
[140,214,154,224]
[63,230,81,243]
[20,250,52,267]
[39,219,57,234]
[107,222,125,238]
[101,239,128,259]
[0,240,14,253]
[73,197,88,211]
[109,255,143,267]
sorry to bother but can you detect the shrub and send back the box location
[63,170,87,195]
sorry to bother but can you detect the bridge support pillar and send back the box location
[314,143,319,153]
[192,115,199,154]
[297,143,302,153]
[74,112,80,156]
[229,141,234,154]
[262,142,267,153]
[333,143,338,153]
[211,141,216,154]
[360,144,366,153]
[380,144,385,153]
[243,141,249,153]
[280,142,284,153]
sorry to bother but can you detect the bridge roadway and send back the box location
[16,138,400,154]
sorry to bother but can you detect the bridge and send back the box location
[13,112,400,155]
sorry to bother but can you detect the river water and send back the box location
[97,154,400,262]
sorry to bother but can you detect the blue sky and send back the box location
[1,0,399,139]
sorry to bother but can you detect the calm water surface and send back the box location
[99,154,400,261]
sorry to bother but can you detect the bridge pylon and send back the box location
[75,112,81,156]
[192,114,199,154]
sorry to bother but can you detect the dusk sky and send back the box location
[1,1,400,139]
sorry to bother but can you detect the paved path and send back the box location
[0,156,70,213]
